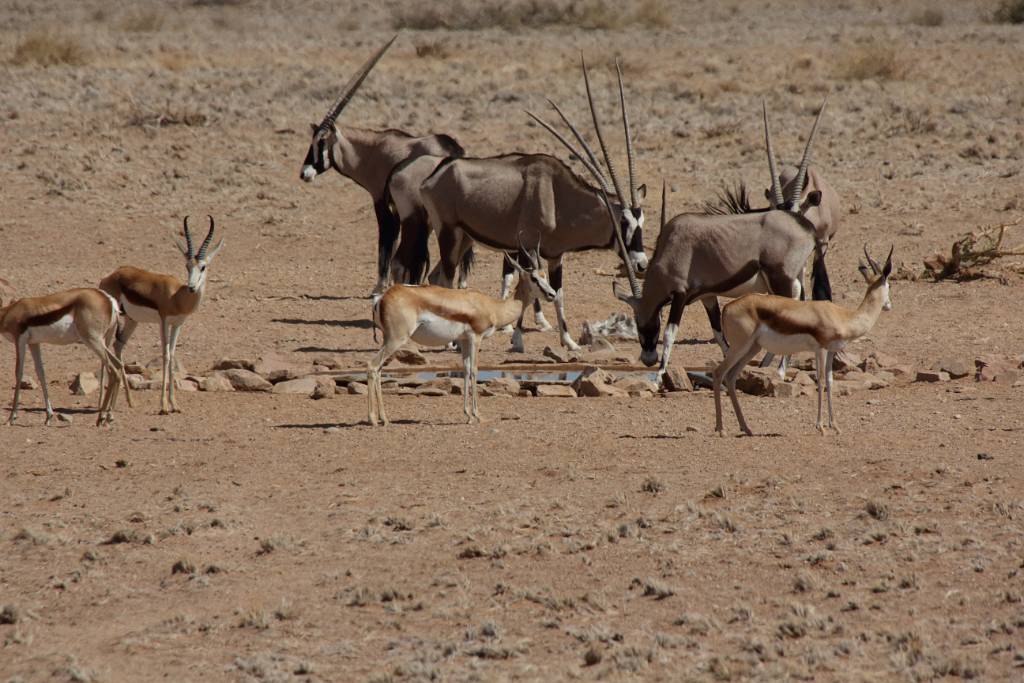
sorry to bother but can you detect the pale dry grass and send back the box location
[10,31,89,66]
[835,44,909,81]
[393,0,670,31]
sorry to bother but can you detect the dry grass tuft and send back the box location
[0,604,19,624]
[10,31,89,66]
[909,8,944,26]
[191,0,247,6]
[865,500,889,521]
[414,40,452,59]
[126,98,209,129]
[994,0,1024,23]
[119,7,166,32]
[641,477,664,494]
[835,44,908,81]
[393,0,670,31]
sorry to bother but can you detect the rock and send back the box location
[735,367,776,396]
[889,364,915,378]
[253,355,312,383]
[148,356,187,376]
[841,370,889,389]
[219,369,272,392]
[975,355,1019,383]
[934,358,970,379]
[613,376,659,397]
[175,378,200,392]
[310,353,344,370]
[416,386,448,397]
[481,377,521,397]
[271,376,319,395]
[772,381,810,398]
[212,358,255,372]
[542,346,570,363]
[419,378,454,394]
[572,367,626,398]
[662,368,693,393]
[535,384,577,397]
[587,336,616,353]
[200,374,235,392]
[993,368,1020,385]
[311,378,335,400]
[393,348,427,366]
[915,370,950,383]
[832,351,862,373]
[861,351,900,371]
[70,372,100,396]
[792,370,816,386]
[18,377,37,390]
[347,382,368,395]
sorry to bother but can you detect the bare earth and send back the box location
[2,1,1023,681]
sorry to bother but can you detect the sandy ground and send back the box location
[1,1,1023,681]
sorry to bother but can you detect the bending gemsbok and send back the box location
[99,216,224,415]
[420,56,647,351]
[367,245,557,426]
[613,99,831,381]
[299,35,469,295]
[1,288,131,426]
[714,246,894,436]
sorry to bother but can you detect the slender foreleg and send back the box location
[657,295,685,383]
[702,298,727,353]
[825,349,839,433]
[459,334,478,424]
[725,342,763,437]
[548,258,580,351]
[367,333,404,426]
[814,347,827,434]
[7,336,27,425]
[29,344,55,425]
[158,320,171,414]
[167,324,183,413]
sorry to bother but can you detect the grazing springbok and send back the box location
[613,99,831,380]
[1,288,131,426]
[713,246,894,436]
[420,56,647,352]
[299,35,469,295]
[367,245,557,426]
[98,216,224,415]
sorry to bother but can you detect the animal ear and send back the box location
[882,253,893,279]
[764,188,772,201]
[805,190,822,207]
[207,238,225,261]
[636,184,647,202]
[309,123,318,133]
[857,261,872,283]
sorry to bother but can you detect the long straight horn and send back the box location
[615,59,638,208]
[789,95,828,205]
[660,179,667,231]
[319,35,398,131]
[526,110,606,187]
[763,101,784,210]
[582,54,628,210]
[545,98,608,188]
[183,216,194,258]
[197,215,215,259]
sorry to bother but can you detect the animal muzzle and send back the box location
[639,349,659,367]
[300,165,317,182]
[630,250,648,273]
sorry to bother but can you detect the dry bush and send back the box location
[393,0,670,31]
[10,31,89,66]
[908,8,944,26]
[126,98,209,128]
[835,44,908,81]
[415,41,452,59]
[191,0,246,6]
[994,0,1024,23]
[119,7,166,32]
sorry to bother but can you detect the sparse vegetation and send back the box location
[835,44,908,80]
[641,477,664,494]
[392,0,670,31]
[10,31,89,66]
[119,7,166,32]
[865,500,889,521]
[126,98,210,129]
[994,0,1024,23]
[909,8,944,26]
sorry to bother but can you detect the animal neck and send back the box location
[845,280,886,339]
[332,126,382,191]
[494,288,530,329]
[172,283,203,316]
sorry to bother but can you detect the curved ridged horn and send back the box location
[182,216,194,259]
[615,59,638,208]
[763,101,784,210]
[788,95,828,205]
[863,243,881,274]
[581,54,628,212]
[319,35,398,131]
[197,215,215,260]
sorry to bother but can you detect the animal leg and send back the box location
[428,225,462,288]
[367,335,403,426]
[460,334,478,424]
[29,344,54,425]
[167,325,183,413]
[548,259,580,351]
[825,350,839,434]
[702,298,728,353]
[657,296,685,384]
[7,336,27,425]
[725,341,762,437]
[373,197,400,296]
[814,347,827,434]
[471,338,481,422]
[109,317,137,410]
[533,299,551,331]
[510,307,526,353]
[499,257,515,300]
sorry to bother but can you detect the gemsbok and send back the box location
[299,35,469,295]
[98,216,223,415]
[1,288,131,426]
[613,99,831,381]
[420,56,647,352]
[367,244,557,426]
[713,246,894,436]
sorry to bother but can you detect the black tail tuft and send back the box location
[459,246,475,281]
[811,247,833,301]
[701,180,753,216]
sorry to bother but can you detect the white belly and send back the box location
[121,297,162,324]
[410,312,470,347]
[758,326,818,355]
[25,314,80,345]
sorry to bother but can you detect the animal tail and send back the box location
[459,245,475,282]
[371,293,383,343]
[811,244,833,301]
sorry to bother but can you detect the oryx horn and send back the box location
[763,100,784,210]
[615,59,638,208]
[319,35,398,132]
[197,215,215,259]
[789,95,828,205]
[581,54,629,212]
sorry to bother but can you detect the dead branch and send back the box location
[923,217,1024,281]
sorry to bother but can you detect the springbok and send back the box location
[98,216,224,415]
[1,288,131,426]
[367,245,557,426]
[420,56,647,352]
[613,99,830,380]
[299,35,469,295]
[713,246,894,436]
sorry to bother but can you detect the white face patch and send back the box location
[881,281,892,311]
[301,165,317,182]
[629,250,648,271]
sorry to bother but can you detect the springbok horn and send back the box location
[183,216,194,259]
[763,101,785,210]
[545,98,608,188]
[581,54,629,212]
[197,215,215,259]
[789,95,828,205]
[615,59,638,208]
[319,35,398,131]
[526,111,606,188]
[883,244,894,272]
[863,243,881,274]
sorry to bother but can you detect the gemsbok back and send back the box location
[713,246,894,436]
[1,288,131,426]
[367,244,556,426]
[299,35,468,295]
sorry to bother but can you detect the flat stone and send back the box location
[832,351,862,373]
[735,368,777,396]
[772,381,811,398]
[535,384,577,398]
[419,378,454,394]
[416,386,448,397]
[613,376,659,396]
[200,374,235,392]
[889,364,915,378]
[975,355,1019,383]
[481,377,521,397]
[347,382,368,395]
[311,378,335,400]
[393,348,427,366]
[175,378,200,392]
[211,358,255,372]
[934,358,970,379]
[993,368,1020,385]
[271,376,319,395]
[572,367,627,398]
[863,351,900,370]
[792,370,816,386]
[70,372,99,396]
[662,368,693,393]
[219,369,272,392]
[915,370,950,383]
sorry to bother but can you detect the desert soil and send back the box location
[1,1,1023,681]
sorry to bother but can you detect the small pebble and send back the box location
[977,452,993,461]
